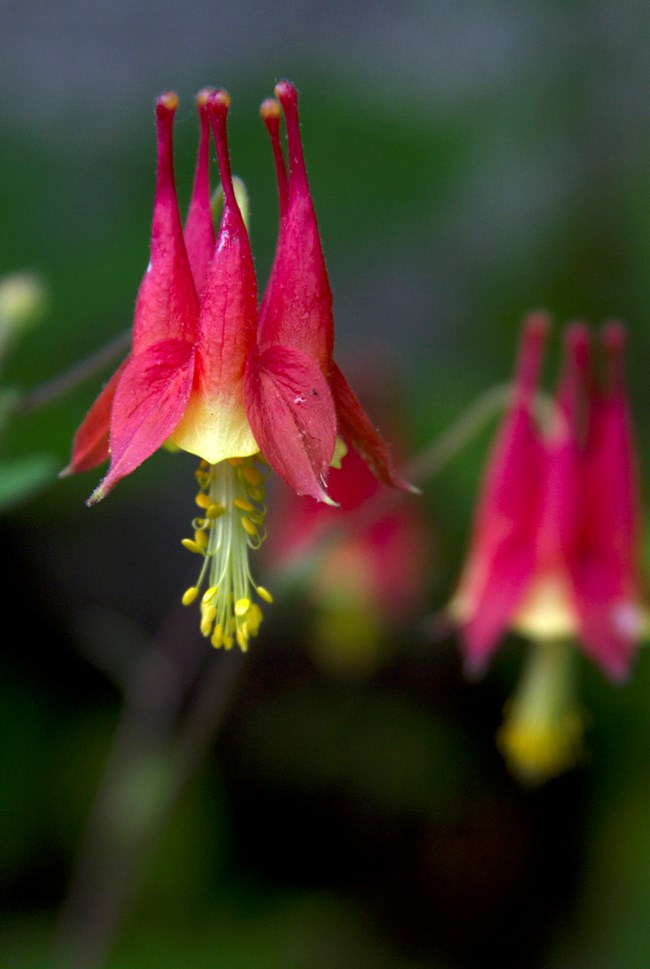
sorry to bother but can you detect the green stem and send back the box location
[15,330,130,417]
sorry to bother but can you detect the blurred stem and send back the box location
[50,602,245,969]
[16,329,130,417]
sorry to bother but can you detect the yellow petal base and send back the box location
[171,393,259,465]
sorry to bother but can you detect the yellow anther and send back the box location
[200,619,213,637]
[242,464,263,486]
[206,503,225,519]
[235,597,251,617]
[195,492,211,509]
[241,516,258,537]
[202,585,218,604]
[202,604,217,624]
[248,486,264,502]
[234,498,254,512]
[256,585,273,604]
[181,538,204,554]
[194,529,209,549]
[211,624,224,648]
[182,586,199,606]
[223,634,234,650]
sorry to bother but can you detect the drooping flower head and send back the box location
[65,82,409,650]
[450,313,644,782]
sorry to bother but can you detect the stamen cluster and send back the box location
[181,457,273,651]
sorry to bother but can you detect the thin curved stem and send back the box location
[16,330,130,417]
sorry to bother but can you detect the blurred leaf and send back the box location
[0,453,57,510]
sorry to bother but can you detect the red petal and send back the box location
[244,344,337,502]
[454,313,549,674]
[461,537,541,677]
[132,93,199,353]
[191,91,257,400]
[258,82,333,372]
[570,324,641,679]
[533,323,590,571]
[88,339,194,503]
[183,89,216,297]
[329,362,413,491]
[63,359,128,475]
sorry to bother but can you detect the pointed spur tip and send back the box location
[156,91,179,116]
[274,79,298,106]
[522,309,551,342]
[601,319,627,351]
[260,97,281,122]
[564,319,590,348]
[195,87,216,112]
[207,88,231,116]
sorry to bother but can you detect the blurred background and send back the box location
[2,1,650,966]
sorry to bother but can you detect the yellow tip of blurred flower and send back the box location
[497,638,585,786]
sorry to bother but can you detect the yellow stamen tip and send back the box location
[202,585,218,604]
[241,516,258,537]
[181,538,204,554]
[206,503,225,519]
[242,465,263,486]
[182,587,199,606]
[256,585,273,604]
[235,597,251,617]
[234,498,254,512]
[194,530,209,549]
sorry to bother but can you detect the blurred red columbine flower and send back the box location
[268,400,428,677]
[450,312,644,782]
[65,83,407,650]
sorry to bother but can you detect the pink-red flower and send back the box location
[450,313,644,781]
[267,404,429,676]
[65,82,407,650]
[452,312,642,679]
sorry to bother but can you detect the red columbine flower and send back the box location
[450,313,644,782]
[65,83,407,651]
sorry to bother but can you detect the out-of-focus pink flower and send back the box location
[452,312,642,680]
[270,429,428,677]
[450,312,644,782]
